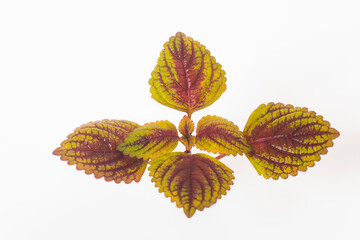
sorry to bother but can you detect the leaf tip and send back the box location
[331,127,340,140]
[175,31,186,37]
[52,147,61,156]
[184,207,196,218]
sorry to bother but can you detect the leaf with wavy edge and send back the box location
[179,115,195,150]
[179,115,194,137]
[243,102,340,180]
[117,120,179,160]
[149,32,226,116]
[196,115,252,156]
[53,120,147,183]
[149,152,234,218]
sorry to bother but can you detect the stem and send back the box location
[216,154,227,160]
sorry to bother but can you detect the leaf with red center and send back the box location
[179,115,194,137]
[243,103,340,180]
[149,32,226,116]
[117,120,179,160]
[149,152,234,218]
[179,115,195,150]
[52,120,147,184]
[196,115,252,156]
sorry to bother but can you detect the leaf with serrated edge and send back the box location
[179,115,194,137]
[149,152,234,218]
[149,32,226,116]
[117,120,179,160]
[53,120,147,183]
[196,115,252,156]
[243,102,340,180]
[180,136,196,150]
[179,115,195,150]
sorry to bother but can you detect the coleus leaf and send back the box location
[149,152,234,218]
[117,120,179,160]
[179,115,194,137]
[196,115,252,156]
[149,32,227,116]
[243,103,340,180]
[178,115,195,150]
[52,120,147,183]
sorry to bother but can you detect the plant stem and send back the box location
[215,154,227,160]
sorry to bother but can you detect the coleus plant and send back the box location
[53,32,340,218]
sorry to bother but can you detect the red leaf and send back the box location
[149,152,234,218]
[53,120,148,183]
[149,32,227,116]
[243,103,340,179]
[178,115,196,150]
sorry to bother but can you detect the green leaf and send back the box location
[179,115,194,137]
[178,115,195,150]
[196,115,252,156]
[117,120,179,160]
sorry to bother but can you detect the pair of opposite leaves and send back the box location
[53,32,339,218]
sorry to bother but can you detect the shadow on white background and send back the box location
[1,1,359,239]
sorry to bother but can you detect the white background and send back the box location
[1,0,359,239]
